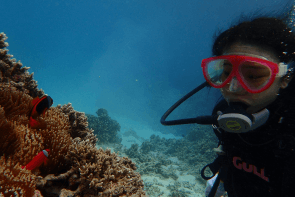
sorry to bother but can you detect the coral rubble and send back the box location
[0,32,146,197]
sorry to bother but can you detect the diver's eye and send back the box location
[248,75,260,79]
[245,73,268,80]
[223,71,230,76]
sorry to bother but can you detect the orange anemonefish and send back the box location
[21,149,50,170]
[29,95,53,129]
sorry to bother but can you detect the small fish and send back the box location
[21,149,50,170]
[29,95,53,128]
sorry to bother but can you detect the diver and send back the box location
[161,16,295,196]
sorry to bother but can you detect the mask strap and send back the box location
[278,63,288,77]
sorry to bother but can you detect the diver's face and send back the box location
[221,43,290,113]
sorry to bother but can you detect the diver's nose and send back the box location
[228,77,244,92]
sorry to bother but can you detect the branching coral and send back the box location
[0,32,146,197]
[58,103,97,146]
[62,140,145,196]
[33,138,146,196]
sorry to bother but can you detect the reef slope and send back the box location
[0,33,146,197]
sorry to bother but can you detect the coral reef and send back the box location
[0,32,146,196]
[122,125,218,196]
[86,108,122,144]
[59,103,97,146]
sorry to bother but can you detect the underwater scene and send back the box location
[1,0,294,196]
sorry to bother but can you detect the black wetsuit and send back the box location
[211,99,295,197]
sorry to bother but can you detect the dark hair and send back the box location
[213,16,295,132]
[212,17,295,63]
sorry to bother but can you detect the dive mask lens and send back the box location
[239,61,272,91]
[202,55,279,93]
[205,59,233,86]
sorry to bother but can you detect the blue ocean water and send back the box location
[1,0,292,137]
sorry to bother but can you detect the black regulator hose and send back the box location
[160,81,218,126]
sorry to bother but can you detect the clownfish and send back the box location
[29,95,53,129]
[21,149,50,170]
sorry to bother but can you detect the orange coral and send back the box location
[0,156,36,196]
[38,107,72,174]
[0,85,43,167]
[63,141,146,196]
[58,103,97,145]
[0,32,147,196]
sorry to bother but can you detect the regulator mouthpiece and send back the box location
[217,102,269,133]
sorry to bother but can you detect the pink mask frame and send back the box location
[201,55,282,93]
